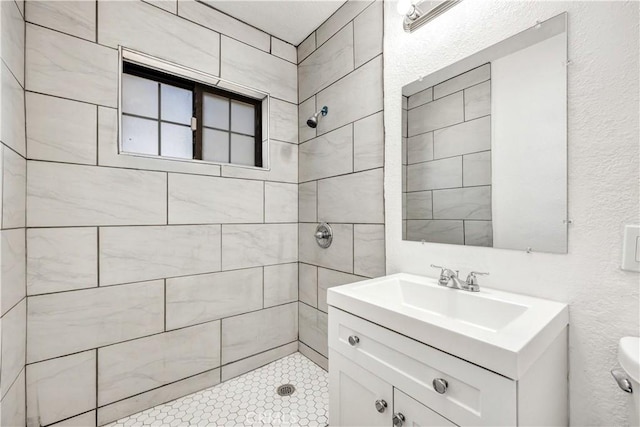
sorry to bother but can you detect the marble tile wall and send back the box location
[23,1,300,425]
[404,64,493,247]
[296,0,385,367]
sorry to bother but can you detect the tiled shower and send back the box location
[0,0,384,426]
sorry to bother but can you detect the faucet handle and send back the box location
[465,271,489,291]
[431,265,451,287]
[430,264,444,271]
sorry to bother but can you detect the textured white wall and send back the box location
[383,1,639,425]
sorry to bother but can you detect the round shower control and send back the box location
[314,222,333,248]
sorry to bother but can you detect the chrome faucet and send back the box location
[430,265,488,292]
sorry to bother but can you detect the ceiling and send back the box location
[199,1,347,46]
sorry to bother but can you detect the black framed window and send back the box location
[121,62,262,167]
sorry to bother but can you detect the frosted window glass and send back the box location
[122,74,158,118]
[161,84,192,125]
[161,123,193,159]
[203,93,229,130]
[231,100,255,136]
[202,129,229,163]
[231,134,255,166]
[122,115,158,155]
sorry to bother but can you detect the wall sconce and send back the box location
[397,0,462,33]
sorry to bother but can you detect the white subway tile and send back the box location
[264,263,298,307]
[298,263,318,308]
[407,91,464,136]
[299,223,353,273]
[354,224,385,278]
[298,302,327,357]
[353,111,384,172]
[221,224,297,270]
[353,1,382,68]
[406,157,462,192]
[265,182,297,223]
[1,229,26,316]
[299,125,353,182]
[26,0,96,41]
[298,182,317,223]
[1,300,26,398]
[434,116,491,159]
[317,168,384,223]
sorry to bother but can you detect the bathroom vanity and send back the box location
[327,273,569,426]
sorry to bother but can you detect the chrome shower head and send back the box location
[306,106,328,128]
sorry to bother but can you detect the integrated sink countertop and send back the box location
[327,273,569,380]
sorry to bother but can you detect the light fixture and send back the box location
[397,0,462,33]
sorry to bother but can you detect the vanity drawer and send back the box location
[328,307,517,426]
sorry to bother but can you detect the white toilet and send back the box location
[614,337,640,426]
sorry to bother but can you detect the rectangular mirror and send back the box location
[401,13,568,254]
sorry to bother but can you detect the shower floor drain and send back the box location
[276,383,296,396]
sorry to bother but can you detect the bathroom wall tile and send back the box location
[434,63,490,99]
[26,24,117,107]
[50,411,96,427]
[27,162,167,227]
[402,136,408,165]
[99,0,220,76]
[317,268,365,313]
[463,150,491,186]
[168,174,263,224]
[432,186,492,220]
[177,0,269,52]
[316,56,383,135]
[298,342,328,371]
[299,23,354,102]
[1,300,26,398]
[26,350,96,426]
[402,107,408,138]
[299,125,353,182]
[221,224,297,270]
[405,220,464,244]
[406,191,433,220]
[317,168,384,223]
[299,223,353,273]
[143,0,177,14]
[465,220,493,247]
[298,302,328,357]
[297,32,316,63]
[27,227,97,295]
[222,140,297,183]
[353,111,384,172]
[26,0,96,41]
[407,91,464,136]
[221,303,297,364]
[316,0,372,46]
[406,157,462,192]
[353,1,382,68]
[407,132,434,164]
[1,0,24,85]
[1,63,26,156]
[166,268,263,330]
[221,342,297,381]
[264,263,298,307]
[354,224,385,278]
[100,225,221,285]
[2,147,25,229]
[14,0,24,16]
[299,182,317,223]
[27,280,164,363]
[1,229,26,316]
[0,369,25,427]
[265,182,297,223]
[434,116,491,159]
[464,80,491,120]
[26,92,97,165]
[299,263,318,308]
[271,37,297,63]
[97,369,220,425]
[221,36,296,103]
[98,321,221,405]
[270,99,298,144]
[298,96,316,143]
[407,87,433,109]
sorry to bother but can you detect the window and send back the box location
[121,61,263,167]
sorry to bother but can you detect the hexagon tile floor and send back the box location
[106,353,328,427]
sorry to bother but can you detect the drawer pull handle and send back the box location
[348,335,360,346]
[393,412,406,427]
[433,378,448,394]
[374,399,387,413]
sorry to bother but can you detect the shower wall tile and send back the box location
[406,157,462,192]
[0,300,26,397]
[27,280,164,363]
[317,268,365,313]
[221,342,297,381]
[98,0,220,75]
[26,350,96,426]
[299,223,353,273]
[465,220,493,247]
[50,411,96,427]
[222,140,297,183]
[271,37,297,63]
[166,268,263,330]
[168,174,263,224]
[27,162,167,227]
[1,0,25,86]
[407,132,434,164]
[26,0,96,41]
[298,302,328,357]
[100,225,221,285]
[354,224,385,278]
[98,321,221,405]
[298,182,317,223]
[317,168,384,223]
[433,63,490,99]
[407,87,433,109]
[298,342,328,371]
[1,62,26,156]
[265,182,298,223]
[433,116,491,159]
[270,99,299,144]
[298,97,317,143]
[353,111,384,172]
[405,220,464,245]
[2,146,26,229]
[432,186,492,220]
[27,227,97,295]
[0,228,26,316]
[221,36,296,103]
[297,32,316,63]
[299,125,353,182]
[407,91,464,136]
[264,263,298,307]
[463,151,492,186]
[221,224,297,270]
[0,369,25,427]
[299,263,318,308]
[221,303,297,364]
[316,0,373,46]
[353,1,383,68]
[26,24,118,107]
[26,93,97,165]
[464,80,491,120]
[406,191,433,220]
[143,0,177,14]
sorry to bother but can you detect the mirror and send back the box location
[401,13,568,254]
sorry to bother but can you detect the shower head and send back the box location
[306,106,328,128]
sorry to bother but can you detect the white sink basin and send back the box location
[327,273,568,379]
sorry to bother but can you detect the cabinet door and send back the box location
[393,389,458,427]
[329,350,393,426]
